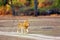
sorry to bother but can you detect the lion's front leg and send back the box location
[23,28,28,34]
[17,28,20,33]
[26,29,28,33]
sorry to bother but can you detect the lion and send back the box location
[17,20,29,34]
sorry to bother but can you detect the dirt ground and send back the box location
[0,15,60,40]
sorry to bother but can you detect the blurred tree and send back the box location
[34,0,38,16]
[25,0,31,6]
[0,0,3,6]
[2,0,9,6]
[56,0,60,8]
[48,0,60,9]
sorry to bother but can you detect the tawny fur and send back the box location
[17,20,29,34]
